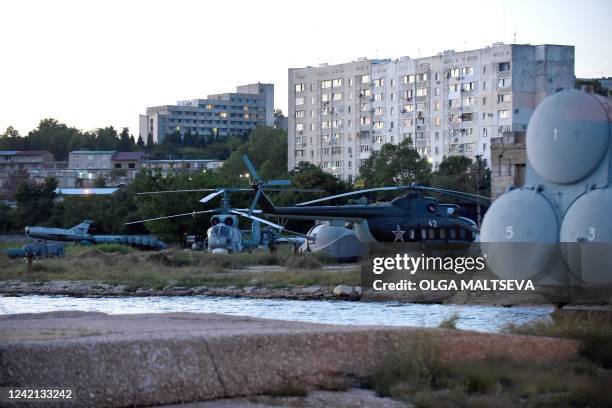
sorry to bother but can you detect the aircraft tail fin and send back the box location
[70,220,92,235]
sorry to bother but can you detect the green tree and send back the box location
[14,178,58,227]
[93,174,107,188]
[431,155,491,197]
[27,119,82,160]
[118,127,133,151]
[358,139,432,187]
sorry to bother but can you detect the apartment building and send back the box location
[139,83,274,144]
[0,150,55,196]
[288,43,575,181]
[141,159,224,177]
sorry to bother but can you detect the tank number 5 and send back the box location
[505,226,514,240]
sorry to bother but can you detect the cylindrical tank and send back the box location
[526,89,610,184]
[480,188,558,280]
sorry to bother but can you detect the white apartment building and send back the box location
[288,43,575,181]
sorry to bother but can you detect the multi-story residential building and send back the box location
[0,150,55,196]
[111,151,145,184]
[288,43,575,181]
[141,159,224,177]
[139,83,274,144]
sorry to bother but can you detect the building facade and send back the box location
[0,150,56,196]
[139,83,274,144]
[288,43,574,181]
[141,159,224,177]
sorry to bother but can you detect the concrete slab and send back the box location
[0,311,578,408]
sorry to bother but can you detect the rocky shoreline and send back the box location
[0,280,362,300]
[0,279,554,305]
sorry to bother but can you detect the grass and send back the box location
[438,313,460,329]
[367,334,612,407]
[0,245,359,290]
[504,311,612,368]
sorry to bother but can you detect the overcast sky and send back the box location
[1,0,610,136]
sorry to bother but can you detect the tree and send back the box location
[136,135,145,147]
[14,178,57,227]
[431,155,491,197]
[93,174,107,188]
[358,139,432,187]
[27,119,82,160]
[118,127,132,151]
[146,132,155,149]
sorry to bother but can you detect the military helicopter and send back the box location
[243,156,490,245]
[126,173,320,254]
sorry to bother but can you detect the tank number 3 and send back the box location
[587,227,596,241]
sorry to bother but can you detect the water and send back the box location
[0,295,553,333]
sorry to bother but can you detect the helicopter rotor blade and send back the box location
[199,189,225,204]
[296,185,490,206]
[231,210,314,240]
[242,155,260,182]
[264,188,325,193]
[137,189,218,195]
[125,210,216,225]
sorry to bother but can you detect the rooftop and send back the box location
[70,150,117,155]
[112,152,145,161]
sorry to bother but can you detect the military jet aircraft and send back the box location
[24,220,166,249]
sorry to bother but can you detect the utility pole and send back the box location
[475,154,482,227]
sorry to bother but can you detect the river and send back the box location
[0,295,553,332]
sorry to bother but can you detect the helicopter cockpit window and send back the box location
[420,228,427,240]
[210,225,230,238]
[428,229,436,240]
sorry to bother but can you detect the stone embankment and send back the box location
[0,311,578,408]
[0,280,362,300]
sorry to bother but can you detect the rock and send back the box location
[301,285,322,294]
[332,285,354,297]
[243,286,256,293]
[354,286,362,296]
[193,286,209,294]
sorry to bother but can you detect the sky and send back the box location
[1,0,611,137]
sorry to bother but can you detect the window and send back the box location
[416,73,428,82]
[498,78,512,88]
[295,123,304,132]
[482,97,487,105]
[373,78,384,87]
[373,135,384,143]
[374,107,384,116]
[361,75,370,83]
[333,93,342,101]
[390,79,395,87]
[462,97,475,106]
[374,93,383,101]
[348,78,353,86]
[482,128,488,137]
[321,121,331,129]
[448,84,459,92]
[498,93,512,103]
[461,66,474,76]
[295,110,305,118]
[483,81,488,90]
[434,101,440,111]
[448,99,460,108]
[295,97,304,105]
[114,163,122,169]
[434,116,441,126]
[462,113,474,122]
[321,94,331,102]
[403,89,414,99]
[360,89,371,97]
[402,104,414,112]
[416,88,427,97]
[434,87,440,96]
[295,83,305,92]
[321,80,332,89]
[390,106,394,115]
[332,78,342,87]
[332,119,342,128]
[373,121,384,129]
[450,68,460,78]
[461,82,476,91]
[402,74,415,84]
[498,62,510,72]
[360,144,370,152]
[434,131,440,141]
[498,110,510,119]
